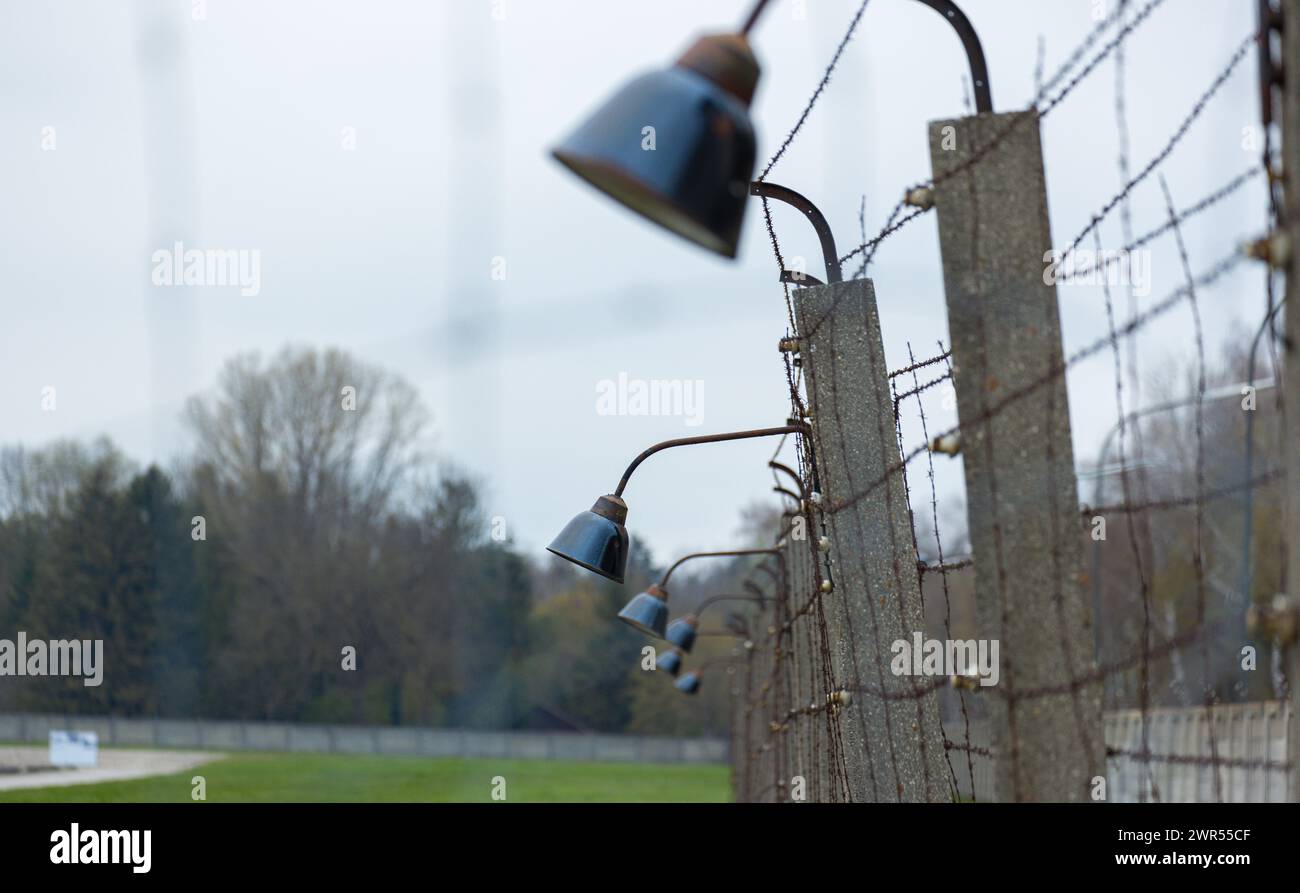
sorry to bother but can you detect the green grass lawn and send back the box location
[0,752,732,803]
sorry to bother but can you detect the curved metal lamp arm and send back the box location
[613,424,809,498]
[741,0,993,113]
[750,181,842,284]
[769,460,808,497]
[726,613,753,637]
[914,0,993,112]
[660,548,780,587]
[695,593,765,615]
[740,0,773,35]
[773,485,802,506]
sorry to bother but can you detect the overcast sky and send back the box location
[0,0,1270,567]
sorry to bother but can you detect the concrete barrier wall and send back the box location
[0,713,729,765]
[947,701,1294,802]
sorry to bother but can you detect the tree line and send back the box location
[0,347,739,735]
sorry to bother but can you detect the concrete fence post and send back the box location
[782,527,816,801]
[778,533,804,801]
[927,111,1104,801]
[768,566,784,802]
[740,621,760,802]
[756,575,777,801]
[763,544,789,803]
[1282,0,1300,805]
[793,278,952,802]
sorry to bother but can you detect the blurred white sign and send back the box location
[49,730,98,768]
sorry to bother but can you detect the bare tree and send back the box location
[182,346,432,721]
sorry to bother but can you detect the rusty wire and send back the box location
[726,0,1289,803]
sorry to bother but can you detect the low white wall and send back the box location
[0,713,729,765]
[946,701,1293,802]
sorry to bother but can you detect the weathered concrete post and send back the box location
[735,624,758,803]
[766,564,787,802]
[763,575,781,802]
[750,577,776,801]
[780,527,824,801]
[794,279,952,802]
[927,111,1104,801]
[1282,0,1300,805]
[776,531,800,801]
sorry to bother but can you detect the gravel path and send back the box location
[0,746,221,791]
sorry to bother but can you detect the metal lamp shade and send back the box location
[657,648,683,677]
[552,51,757,258]
[665,616,698,653]
[617,585,669,639]
[547,495,629,584]
[675,672,701,695]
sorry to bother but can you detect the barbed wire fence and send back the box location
[726,0,1296,803]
